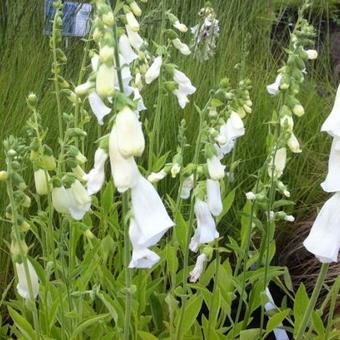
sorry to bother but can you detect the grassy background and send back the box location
[0,0,338,300]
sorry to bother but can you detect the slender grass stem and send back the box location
[296,263,329,340]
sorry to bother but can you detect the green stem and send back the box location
[295,263,329,340]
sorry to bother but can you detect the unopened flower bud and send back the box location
[99,46,115,63]
[27,93,37,106]
[129,1,142,17]
[0,170,8,181]
[102,11,115,27]
[293,104,305,117]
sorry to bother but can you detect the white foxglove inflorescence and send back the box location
[16,260,39,300]
[304,84,340,263]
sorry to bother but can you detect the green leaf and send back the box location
[150,293,164,330]
[180,295,203,335]
[70,314,111,339]
[8,307,37,340]
[102,181,114,214]
[266,309,290,334]
[240,328,261,340]
[294,283,309,335]
[217,189,235,223]
[137,331,158,340]
[311,311,325,336]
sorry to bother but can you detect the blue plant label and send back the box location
[44,0,92,37]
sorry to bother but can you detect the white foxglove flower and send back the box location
[207,155,225,180]
[34,169,50,195]
[268,147,287,178]
[52,186,73,214]
[131,175,174,247]
[304,192,340,263]
[293,104,305,117]
[173,69,196,109]
[115,106,145,157]
[126,25,144,50]
[305,49,318,60]
[147,170,167,183]
[83,148,108,195]
[280,115,294,132]
[266,74,282,96]
[88,92,111,125]
[206,179,222,217]
[171,163,181,178]
[126,12,140,32]
[174,21,188,32]
[119,34,138,65]
[75,81,94,96]
[16,260,39,300]
[96,63,116,97]
[321,84,340,138]
[189,199,219,252]
[99,46,115,63]
[181,174,194,199]
[287,133,302,153]
[128,219,160,269]
[67,180,92,220]
[189,253,207,282]
[172,38,191,55]
[109,126,139,193]
[321,137,340,192]
[145,56,162,84]
[216,112,245,154]
[133,87,147,112]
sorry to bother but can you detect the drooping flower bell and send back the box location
[207,155,225,180]
[126,25,144,50]
[88,92,111,125]
[15,260,39,300]
[266,74,282,96]
[145,56,162,84]
[189,199,219,252]
[147,169,167,183]
[67,180,92,220]
[34,169,50,195]
[109,126,139,193]
[189,253,207,282]
[181,174,194,199]
[321,84,340,138]
[172,69,196,109]
[303,192,340,263]
[119,34,138,65]
[206,179,223,216]
[96,63,116,97]
[321,137,340,193]
[268,147,287,178]
[115,106,145,157]
[172,38,191,55]
[83,148,108,195]
[131,175,174,247]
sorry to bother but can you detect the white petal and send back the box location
[321,137,340,192]
[96,64,116,97]
[34,169,50,195]
[207,156,225,180]
[189,254,207,282]
[91,54,100,72]
[173,88,189,109]
[207,179,223,216]
[321,84,340,138]
[126,24,144,50]
[147,170,167,183]
[180,174,194,199]
[131,176,174,248]
[303,192,340,263]
[266,74,282,96]
[109,126,140,193]
[145,56,162,84]
[68,180,91,220]
[119,34,138,64]
[88,92,111,125]
[52,186,73,214]
[16,260,39,300]
[189,199,219,252]
[172,38,191,55]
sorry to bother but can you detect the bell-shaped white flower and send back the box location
[206,179,223,217]
[128,219,160,269]
[145,56,162,84]
[75,81,94,96]
[16,260,39,300]
[131,175,174,247]
[181,174,194,199]
[266,74,282,96]
[83,148,108,195]
[304,192,340,263]
[172,69,196,109]
[268,147,287,178]
[189,253,207,282]
[207,155,225,180]
[119,34,138,64]
[172,38,191,55]
[115,106,145,157]
[189,199,219,252]
[126,25,144,50]
[88,92,111,125]
[67,180,92,220]
[287,133,302,153]
[133,87,147,112]
[147,170,167,183]
[216,112,245,154]
[34,169,50,195]
[109,126,140,193]
[321,84,340,138]
[126,11,140,32]
[321,137,340,192]
[52,186,73,214]
[174,21,188,33]
[96,63,116,97]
